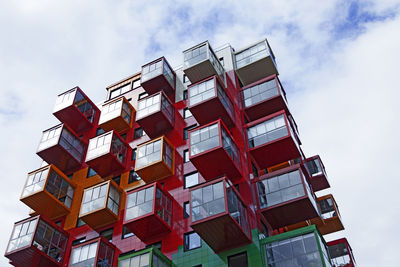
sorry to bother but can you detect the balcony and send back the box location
[262,225,332,267]
[37,124,86,173]
[5,216,68,267]
[134,136,175,183]
[69,237,116,267]
[315,194,344,235]
[242,75,289,122]
[189,120,242,181]
[79,180,122,231]
[183,41,225,84]
[234,39,278,86]
[328,238,356,267]
[124,183,173,242]
[190,178,251,252]
[85,131,129,178]
[119,247,173,267]
[188,76,234,127]
[140,57,176,100]
[99,96,135,133]
[53,87,99,134]
[246,111,301,170]
[20,165,75,220]
[305,155,330,192]
[136,91,175,139]
[255,165,320,229]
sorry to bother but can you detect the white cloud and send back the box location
[0,0,399,266]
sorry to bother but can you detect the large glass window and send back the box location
[227,187,250,236]
[137,93,162,120]
[122,101,133,125]
[69,242,98,267]
[136,140,162,169]
[22,167,49,198]
[80,183,119,216]
[59,127,85,162]
[125,187,154,221]
[329,242,351,266]
[184,172,199,189]
[100,99,123,124]
[107,185,121,215]
[216,82,234,118]
[184,232,202,251]
[74,90,96,123]
[163,60,175,88]
[109,83,131,100]
[155,188,172,226]
[247,115,288,148]
[221,127,240,167]
[319,197,336,219]
[236,41,268,69]
[142,60,163,83]
[86,132,127,165]
[189,79,216,106]
[242,79,280,108]
[120,252,150,267]
[183,44,208,69]
[257,170,305,208]
[45,169,74,208]
[191,181,225,222]
[190,123,219,156]
[306,158,324,177]
[265,233,324,267]
[6,218,38,253]
[38,125,62,152]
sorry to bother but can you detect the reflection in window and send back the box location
[70,242,98,267]
[86,132,127,165]
[184,232,202,251]
[247,115,288,148]
[265,233,325,267]
[257,170,305,208]
[125,187,154,221]
[119,252,150,267]
[191,182,225,221]
[184,172,199,189]
[329,242,351,266]
[190,124,219,156]
[306,158,324,177]
[189,79,216,106]
[236,41,268,69]
[242,79,280,108]
[136,140,162,169]
[6,219,38,253]
[319,197,336,219]
[80,183,120,216]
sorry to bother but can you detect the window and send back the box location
[122,226,134,239]
[131,148,137,161]
[183,74,189,83]
[183,201,190,218]
[183,108,192,119]
[138,92,148,100]
[100,228,113,242]
[191,181,225,221]
[183,149,190,163]
[87,168,97,178]
[109,83,131,99]
[183,89,188,100]
[128,170,141,183]
[112,176,121,185]
[71,237,86,246]
[69,242,98,266]
[184,232,201,251]
[219,57,224,66]
[96,127,105,136]
[184,124,197,140]
[184,172,199,189]
[228,252,248,267]
[134,127,144,139]
[132,79,140,88]
[251,162,259,178]
[247,115,288,148]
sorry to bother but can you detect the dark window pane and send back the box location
[134,128,144,139]
[228,252,248,267]
[87,168,97,178]
[184,202,190,218]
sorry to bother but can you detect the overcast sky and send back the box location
[1,0,400,266]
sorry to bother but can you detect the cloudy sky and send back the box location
[1,0,399,266]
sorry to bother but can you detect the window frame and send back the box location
[184,232,202,251]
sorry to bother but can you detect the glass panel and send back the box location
[107,184,121,215]
[110,134,127,164]
[265,233,324,267]
[99,99,123,125]
[137,93,161,120]
[22,167,49,197]
[59,127,85,162]
[189,78,216,106]
[306,158,324,176]
[86,132,113,161]
[191,181,226,222]
[45,169,75,208]
[155,188,173,226]
[329,242,351,266]
[135,140,162,169]
[236,41,269,69]
[216,81,234,119]
[6,218,38,253]
[74,90,96,123]
[190,123,220,156]
[227,186,250,236]
[162,140,173,170]
[125,187,154,221]
[141,59,163,83]
[160,93,174,124]
[183,43,208,69]
[97,241,114,267]
[247,115,288,148]
[257,169,305,208]
[80,183,108,215]
[221,126,240,167]
[242,79,279,108]
[319,197,336,219]
[69,242,98,266]
[163,60,175,88]
[38,125,62,152]
[54,89,76,112]
[121,101,133,126]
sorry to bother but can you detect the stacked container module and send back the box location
[4,38,355,267]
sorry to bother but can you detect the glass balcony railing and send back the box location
[20,165,75,219]
[183,41,225,84]
[318,195,341,220]
[328,238,356,267]
[119,247,173,267]
[190,178,250,252]
[304,155,330,191]
[37,124,86,172]
[141,57,175,90]
[79,181,121,230]
[5,216,68,266]
[188,76,234,126]
[134,136,174,183]
[69,237,115,267]
[234,39,278,86]
[136,92,175,138]
[99,96,135,133]
[247,114,288,149]
[53,87,98,133]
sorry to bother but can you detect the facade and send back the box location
[5,38,356,267]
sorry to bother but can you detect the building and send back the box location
[4,38,356,267]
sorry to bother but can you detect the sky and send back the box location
[0,0,400,266]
